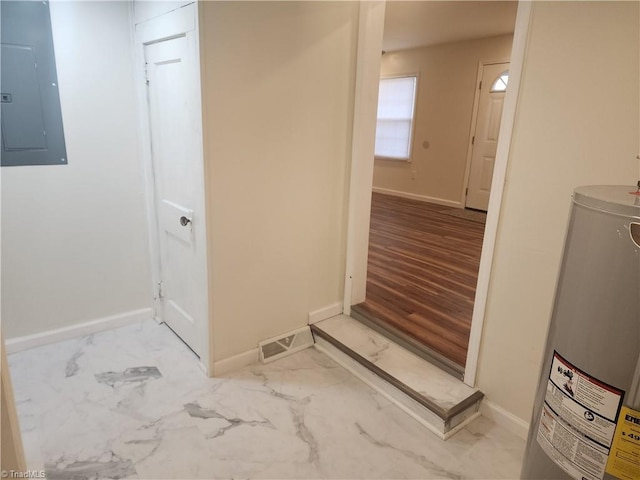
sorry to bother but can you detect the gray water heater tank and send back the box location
[521,186,640,480]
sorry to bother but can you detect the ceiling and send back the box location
[383,1,518,52]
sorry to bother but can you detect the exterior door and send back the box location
[466,62,509,211]
[144,24,208,358]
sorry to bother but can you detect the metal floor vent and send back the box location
[258,326,314,363]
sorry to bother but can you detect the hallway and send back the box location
[8,320,523,479]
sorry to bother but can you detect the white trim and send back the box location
[190,2,212,373]
[131,5,163,330]
[195,3,216,377]
[463,1,533,387]
[5,308,153,354]
[308,302,343,325]
[343,1,386,315]
[372,187,462,208]
[480,399,530,440]
[213,348,259,377]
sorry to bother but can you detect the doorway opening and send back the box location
[349,2,519,378]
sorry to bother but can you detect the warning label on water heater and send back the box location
[606,406,640,479]
[536,351,624,480]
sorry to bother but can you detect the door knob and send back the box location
[180,216,191,227]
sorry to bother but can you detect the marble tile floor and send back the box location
[8,320,525,479]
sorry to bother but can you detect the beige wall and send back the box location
[373,34,513,205]
[200,2,359,361]
[1,1,152,339]
[477,1,639,423]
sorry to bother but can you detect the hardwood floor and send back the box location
[356,192,486,368]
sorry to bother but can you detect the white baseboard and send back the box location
[308,302,343,325]
[480,399,530,440]
[213,348,259,376]
[372,187,462,208]
[5,308,153,354]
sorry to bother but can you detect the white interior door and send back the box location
[466,62,509,211]
[144,28,207,358]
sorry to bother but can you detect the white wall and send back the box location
[1,1,152,339]
[200,1,359,361]
[374,34,513,206]
[476,1,639,423]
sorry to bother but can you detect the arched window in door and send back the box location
[490,71,509,92]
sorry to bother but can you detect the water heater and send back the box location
[521,186,640,480]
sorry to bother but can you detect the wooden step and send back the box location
[311,315,483,439]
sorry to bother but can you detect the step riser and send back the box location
[314,335,482,440]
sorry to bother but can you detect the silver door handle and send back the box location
[180,216,191,227]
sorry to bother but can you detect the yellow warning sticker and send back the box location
[606,406,640,479]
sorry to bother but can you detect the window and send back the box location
[490,71,509,93]
[374,75,417,160]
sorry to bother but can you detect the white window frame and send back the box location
[374,73,419,162]
[490,70,509,93]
